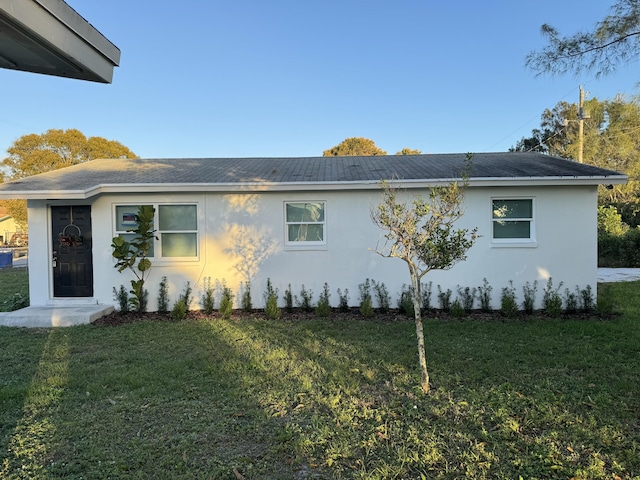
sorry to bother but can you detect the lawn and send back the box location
[0,280,639,479]
[0,267,28,312]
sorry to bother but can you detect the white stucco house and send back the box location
[0,152,627,321]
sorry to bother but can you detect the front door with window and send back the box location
[52,205,93,297]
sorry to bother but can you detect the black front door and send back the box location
[52,205,93,297]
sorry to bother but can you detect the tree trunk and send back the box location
[411,272,429,394]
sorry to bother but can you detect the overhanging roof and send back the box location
[0,0,120,83]
[0,152,628,200]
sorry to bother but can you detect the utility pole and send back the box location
[578,85,586,163]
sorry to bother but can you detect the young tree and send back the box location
[526,0,640,77]
[371,155,477,393]
[323,137,387,156]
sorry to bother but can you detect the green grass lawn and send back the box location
[0,280,639,479]
[0,268,28,312]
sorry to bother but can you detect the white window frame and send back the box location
[284,201,327,250]
[491,197,536,247]
[113,203,200,260]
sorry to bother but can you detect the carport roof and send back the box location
[0,0,119,83]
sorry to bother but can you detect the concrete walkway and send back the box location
[0,304,114,328]
[597,268,640,283]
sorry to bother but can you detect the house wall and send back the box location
[28,185,598,311]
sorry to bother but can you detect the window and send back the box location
[115,204,198,258]
[492,198,534,243]
[285,202,326,247]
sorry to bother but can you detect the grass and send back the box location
[0,280,639,478]
[0,268,28,312]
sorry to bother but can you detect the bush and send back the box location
[297,285,314,312]
[10,293,28,311]
[264,279,281,320]
[219,286,234,319]
[457,285,476,312]
[450,298,465,318]
[316,283,331,318]
[580,285,596,312]
[543,278,563,316]
[158,276,169,314]
[398,284,415,317]
[478,278,492,312]
[171,299,187,320]
[284,284,294,313]
[337,288,350,312]
[372,280,391,312]
[564,287,579,314]
[421,281,433,311]
[240,281,252,312]
[500,281,518,317]
[522,280,538,314]
[437,285,452,311]
[358,279,374,317]
[201,277,215,314]
[113,285,129,313]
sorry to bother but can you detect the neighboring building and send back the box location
[0,206,22,245]
[0,153,627,313]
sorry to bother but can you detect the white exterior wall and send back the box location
[28,185,599,311]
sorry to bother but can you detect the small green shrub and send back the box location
[564,287,579,314]
[157,276,169,314]
[264,278,281,320]
[219,286,234,319]
[337,288,350,312]
[450,299,465,317]
[398,284,415,317]
[522,280,538,314]
[437,285,452,311]
[178,282,193,311]
[297,284,314,312]
[478,278,492,312]
[315,283,331,318]
[372,279,391,312]
[421,281,433,311]
[358,279,373,317]
[113,285,129,313]
[240,281,252,312]
[457,285,476,312]
[580,285,596,312]
[284,284,294,313]
[171,299,187,320]
[543,277,563,316]
[500,281,518,317]
[201,277,215,314]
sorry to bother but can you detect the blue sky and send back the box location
[1,0,638,159]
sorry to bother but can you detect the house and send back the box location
[0,152,627,324]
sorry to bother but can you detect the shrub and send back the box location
[240,281,252,312]
[457,285,476,312]
[264,278,281,320]
[437,285,452,311]
[113,285,129,313]
[580,285,595,312]
[522,280,538,314]
[10,293,28,311]
[219,285,234,319]
[297,285,314,312]
[284,284,294,313]
[337,288,350,312]
[500,281,518,317]
[372,280,391,312]
[478,278,492,312]
[358,279,374,317]
[171,299,187,320]
[316,283,331,318]
[201,277,215,314]
[157,276,169,314]
[398,284,415,317]
[450,298,465,318]
[421,281,433,311]
[564,287,579,314]
[179,282,193,311]
[542,278,563,316]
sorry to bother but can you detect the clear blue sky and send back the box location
[1,0,638,159]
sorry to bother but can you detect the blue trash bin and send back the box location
[0,251,12,268]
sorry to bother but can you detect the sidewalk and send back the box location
[597,268,640,283]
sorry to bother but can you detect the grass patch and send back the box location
[0,268,28,312]
[0,282,639,478]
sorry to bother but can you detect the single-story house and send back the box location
[0,152,627,319]
[0,206,19,245]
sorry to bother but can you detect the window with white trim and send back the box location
[492,198,534,242]
[114,204,198,258]
[284,201,326,247]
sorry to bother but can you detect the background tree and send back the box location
[512,95,640,211]
[1,128,137,230]
[371,156,477,394]
[396,148,422,155]
[323,137,387,156]
[526,0,640,77]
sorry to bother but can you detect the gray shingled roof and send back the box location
[0,152,627,199]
